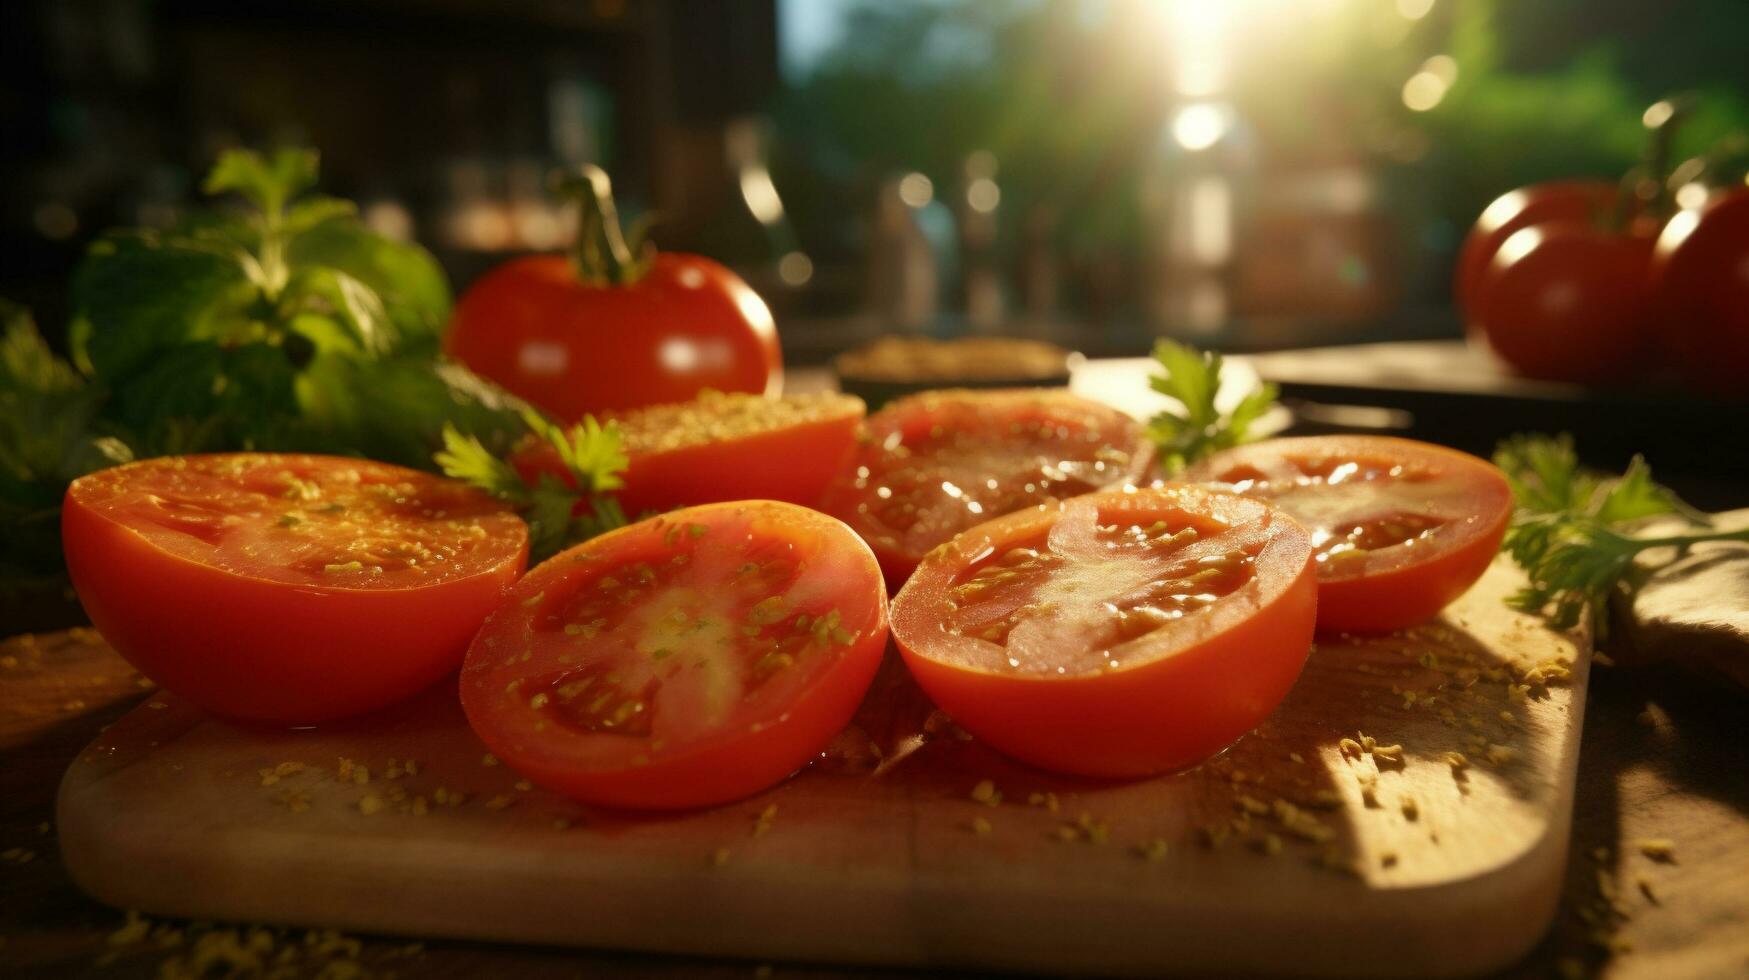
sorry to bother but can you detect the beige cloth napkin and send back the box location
[1613,509,1749,689]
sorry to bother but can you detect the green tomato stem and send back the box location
[1624,527,1749,551]
[554,165,651,288]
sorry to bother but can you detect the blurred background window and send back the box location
[5,0,1747,362]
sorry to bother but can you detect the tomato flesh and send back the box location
[461,500,888,809]
[1184,436,1512,634]
[892,486,1316,778]
[62,454,528,724]
[820,389,1145,588]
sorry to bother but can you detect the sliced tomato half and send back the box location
[1182,435,1512,634]
[515,390,865,515]
[62,454,528,725]
[891,486,1316,778]
[460,500,889,809]
[819,388,1147,589]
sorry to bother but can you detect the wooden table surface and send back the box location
[2,629,1745,980]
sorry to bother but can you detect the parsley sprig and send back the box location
[1145,340,1279,474]
[1493,433,1745,634]
[437,410,629,562]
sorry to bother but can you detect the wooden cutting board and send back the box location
[58,557,1589,978]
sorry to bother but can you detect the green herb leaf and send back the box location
[293,356,529,469]
[437,411,630,563]
[286,210,451,344]
[1493,433,1736,636]
[0,305,134,593]
[203,147,319,220]
[1145,340,1279,474]
[69,231,257,381]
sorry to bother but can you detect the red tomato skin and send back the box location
[460,500,889,810]
[469,642,881,811]
[1650,190,1749,391]
[62,469,528,726]
[1470,222,1653,384]
[445,253,783,422]
[892,490,1317,779]
[1185,436,1514,635]
[1456,180,1618,316]
[1313,508,1507,635]
[900,574,1314,778]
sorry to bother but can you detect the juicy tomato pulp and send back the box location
[460,501,889,809]
[445,253,782,422]
[1183,436,1512,634]
[819,389,1146,589]
[515,391,866,515]
[61,454,528,725]
[891,487,1316,778]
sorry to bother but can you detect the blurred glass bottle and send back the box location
[868,172,940,333]
[957,150,1004,332]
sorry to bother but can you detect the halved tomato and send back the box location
[1182,435,1512,634]
[819,388,1147,589]
[460,500,888,809]
[891,486,1316,778]
[515,390,866,515]
[62,454,528,725]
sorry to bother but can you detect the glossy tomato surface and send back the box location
[819,389,1146,589]
[445,253,783,422]
[62,454,528,725]
[515,391,866,515]
[1470,222,1654,384]
[892,486,1315,778]
[1456,180,1618,316]
[1651,190,1749,390]
[1183,436,1511,634]
[461,500,888,809]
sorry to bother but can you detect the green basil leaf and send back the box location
[281,267,396,355]
[287,217,451,343]
[69,231,258,381]
[108,342,298,456]
[203,147,319,218]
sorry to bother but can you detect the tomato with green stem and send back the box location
[62,454,528,725]
[460,500,888,809]
[891,486,1316,778]
[445,166,782,422]
[1184,436,1512,634]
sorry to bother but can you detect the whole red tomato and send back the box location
[444,167,782,422]
[1470,222,1654,384]
[1455,180,1619,317]
[1650,189,1749,390]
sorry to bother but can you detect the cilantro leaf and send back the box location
[437,412,630,563]
[1493,433,1739,636]
[1146,340,1279,474]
